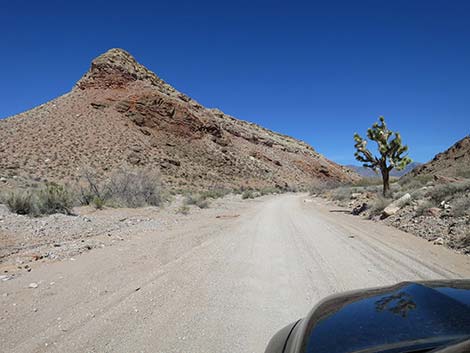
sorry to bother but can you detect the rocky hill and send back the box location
[0,48,357,190]
[412,135,470,179]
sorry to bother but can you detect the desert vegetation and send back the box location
[0,165,293,217]
[0,167,165,217]
[311,171,470,254]
[353,116,412,196]
[3,183,74,217]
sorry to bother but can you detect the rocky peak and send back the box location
[76,48,170,90]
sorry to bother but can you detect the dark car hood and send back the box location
[294,280,470,353]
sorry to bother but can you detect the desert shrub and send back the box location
[399,175,433,191]
[200,189,231,199]
[36,183,74,215]
[104,168,163,208]
[177,205,190,215]
[353,178,382,187]
[242,190,256,199]
[183,193,211,208]
[456,168,470,179]
[92,196,105,210]
[76,167,103,205]
[428,180,470,204]
[330,187,353,201]
[283,185,299,193]
[410,187,428,200]
[451,195,470,217]
[309,180,342,195]
[4,183,74,216]
[368,196,392,217]
[260,187,281,195]
[364,184,382,193]
[4,189,38,215]
[196,198,210,209]
[184,193,201,205]
[415,200,434,216]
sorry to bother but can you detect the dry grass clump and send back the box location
[451,195,470,217]
[309,180,342,195]
[183,193,210,208]
[4,183,74,216]
[330,187,355,201]
[177,205,190,215]
[427,180,470,204]
[456,167,470,179]
[399,174,433,191]
[368,196,392,218]
[4,189,36,215]
[352,177,383,187]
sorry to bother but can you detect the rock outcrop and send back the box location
[412,135,470,179]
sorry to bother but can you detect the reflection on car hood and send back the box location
[301,280,470,353]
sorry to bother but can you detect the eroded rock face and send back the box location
[0,48,359,189]
[412,135,470,178]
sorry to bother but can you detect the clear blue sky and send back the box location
[1,0,469,165]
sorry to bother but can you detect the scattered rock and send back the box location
[440,201,451,210]
[28,282,39,288]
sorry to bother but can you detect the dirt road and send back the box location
[2,194,470,353]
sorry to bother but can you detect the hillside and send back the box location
[0,48,357,190]
[411,135,470,179]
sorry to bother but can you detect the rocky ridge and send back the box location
[412,135,470,178]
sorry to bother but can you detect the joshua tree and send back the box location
[354,116,412,196]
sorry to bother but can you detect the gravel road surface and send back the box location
[2,194,470,353]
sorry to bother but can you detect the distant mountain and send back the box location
[347,162,422,178]
[0,48,358,189]
[412,135,470,178]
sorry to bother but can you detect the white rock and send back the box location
[28,283,38,289]
[382,193,411,218]
[433,237,444,245]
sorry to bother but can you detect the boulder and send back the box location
[425,207,441,217]
[352,203,368,215]
[433,237,444,245]
[382,193,411,218]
